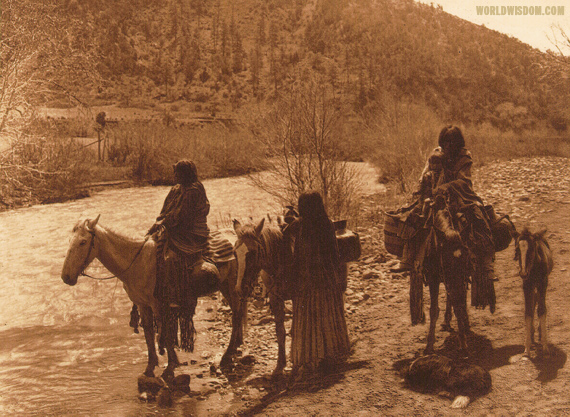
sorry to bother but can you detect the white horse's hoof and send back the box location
[451,395,470,408]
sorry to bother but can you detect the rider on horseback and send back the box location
[402,126,497,312]
[147,160,210,309]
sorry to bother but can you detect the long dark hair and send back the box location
[174,160,198,185]
[298,191,329,226]
[295,191,341,284]
[438,125,465,155]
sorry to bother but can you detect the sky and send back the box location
[416,0,570,52]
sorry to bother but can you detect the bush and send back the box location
[199,125,267,178]
[249,78,363,221]
[104,121,266,184]
[364,99,443,193]
[1,132,92,207]
[469,123,570,163]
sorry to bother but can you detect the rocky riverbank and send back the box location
[193,156,570,416]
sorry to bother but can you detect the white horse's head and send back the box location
[61,215,101,286]
[233,218,265,296]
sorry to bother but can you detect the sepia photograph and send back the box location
[1,0,569,415]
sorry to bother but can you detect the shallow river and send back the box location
[0,165,382,416]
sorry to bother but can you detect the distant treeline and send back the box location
[53,0,569,130]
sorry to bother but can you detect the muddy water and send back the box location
[0,165,382,416]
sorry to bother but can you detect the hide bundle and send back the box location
[406,354,491,408]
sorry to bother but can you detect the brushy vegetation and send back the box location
[2,102,569,212]
[248,78,364,221]
[0,117,269,210]
[357,101,570,195]
[106,121,267,183]
[0,124,92,208]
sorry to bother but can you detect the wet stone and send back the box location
[137,374,167,394]
[172,374,191,394]
[157,388,173,407]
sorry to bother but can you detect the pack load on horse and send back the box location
[383,126,514,355]
[233,201,361,378]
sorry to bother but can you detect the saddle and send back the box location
[154,231,236,353]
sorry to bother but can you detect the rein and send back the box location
[80,229,149,281]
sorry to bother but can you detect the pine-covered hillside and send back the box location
[5,0,570,129]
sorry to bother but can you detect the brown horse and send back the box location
[514,227,553,357]
[61,215,247,379]
[421,205,471,356]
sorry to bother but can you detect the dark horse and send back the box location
[514,227,553,357]
[61,216,247,379]
[419,201,471,356]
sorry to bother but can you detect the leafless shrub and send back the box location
[364,100,442,193]
[0,128,91,207]
[106,122,266,184]
[249,78,363,221]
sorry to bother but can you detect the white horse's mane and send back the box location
[72,218,142,244]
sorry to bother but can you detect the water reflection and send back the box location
[0,165,381,415]
[0,175,285,416]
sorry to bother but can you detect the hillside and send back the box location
[19,0,569,130]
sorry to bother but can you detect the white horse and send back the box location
[61,215,247,379]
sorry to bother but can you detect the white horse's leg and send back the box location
[162,317,180,380]
[140,306,159,377]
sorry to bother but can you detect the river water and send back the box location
[0,165,382,416]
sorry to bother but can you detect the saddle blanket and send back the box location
[204,230,235,264]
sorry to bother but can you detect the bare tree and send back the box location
[249,78,362,220]
[1,0,99,207]
[0,0,99,140]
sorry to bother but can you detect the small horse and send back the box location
[514,227,553,357]
[422,206,471,356]
[61,215,247,379]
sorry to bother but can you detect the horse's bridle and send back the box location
[234,237,263,301]
[79,228,148,281]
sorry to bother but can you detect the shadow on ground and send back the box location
[233,359,371,417]
[393,329,567,400]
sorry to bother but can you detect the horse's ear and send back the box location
[87,214,101,231]
[255,217,265,237]
[233,219,241,233]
